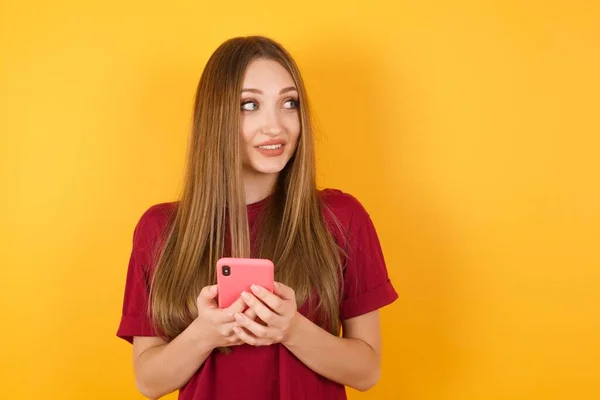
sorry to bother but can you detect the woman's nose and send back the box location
[261,108,283,135]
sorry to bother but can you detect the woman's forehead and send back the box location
[242,59,295,94]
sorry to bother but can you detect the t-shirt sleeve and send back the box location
[116,208,164,344]
[339,199,398,320]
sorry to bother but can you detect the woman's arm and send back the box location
[133,320,213,399]
[283,311,382,391]
[132,286,249,399]
[233,283,383,392]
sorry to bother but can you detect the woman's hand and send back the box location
[193,285,248,349]
[232,282,298,346]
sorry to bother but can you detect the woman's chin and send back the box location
[247,160,288,175]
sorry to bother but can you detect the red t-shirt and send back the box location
[117,188,398,399]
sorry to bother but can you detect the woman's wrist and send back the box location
[188,318,216,353]
[281,311,305,348]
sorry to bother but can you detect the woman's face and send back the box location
[239,58,301,176]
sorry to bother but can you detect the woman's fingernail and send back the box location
[234,313,244,321]
[251,285,260,294]
[241,291,250,299]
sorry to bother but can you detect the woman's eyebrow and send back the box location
[241,86,298,95]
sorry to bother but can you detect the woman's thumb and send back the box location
[198,285,218,303]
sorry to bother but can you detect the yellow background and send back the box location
[1,1,599,399]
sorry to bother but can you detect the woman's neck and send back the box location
[242,168,278,205]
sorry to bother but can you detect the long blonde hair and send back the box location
[149,36,343,340]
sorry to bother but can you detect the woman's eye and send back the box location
[283,99,299,109]
[241,101,258,111]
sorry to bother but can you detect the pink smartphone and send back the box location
[216,257,275,308]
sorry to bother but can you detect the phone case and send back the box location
[216,257,275,308]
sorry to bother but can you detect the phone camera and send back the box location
[222,265,231,276]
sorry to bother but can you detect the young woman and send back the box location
[117,36,398,400]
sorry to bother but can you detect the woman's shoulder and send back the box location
[131,201,178,249]
[137,201,178,227]
[317,188,372,229]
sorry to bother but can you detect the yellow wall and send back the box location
[1,1,598,399]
